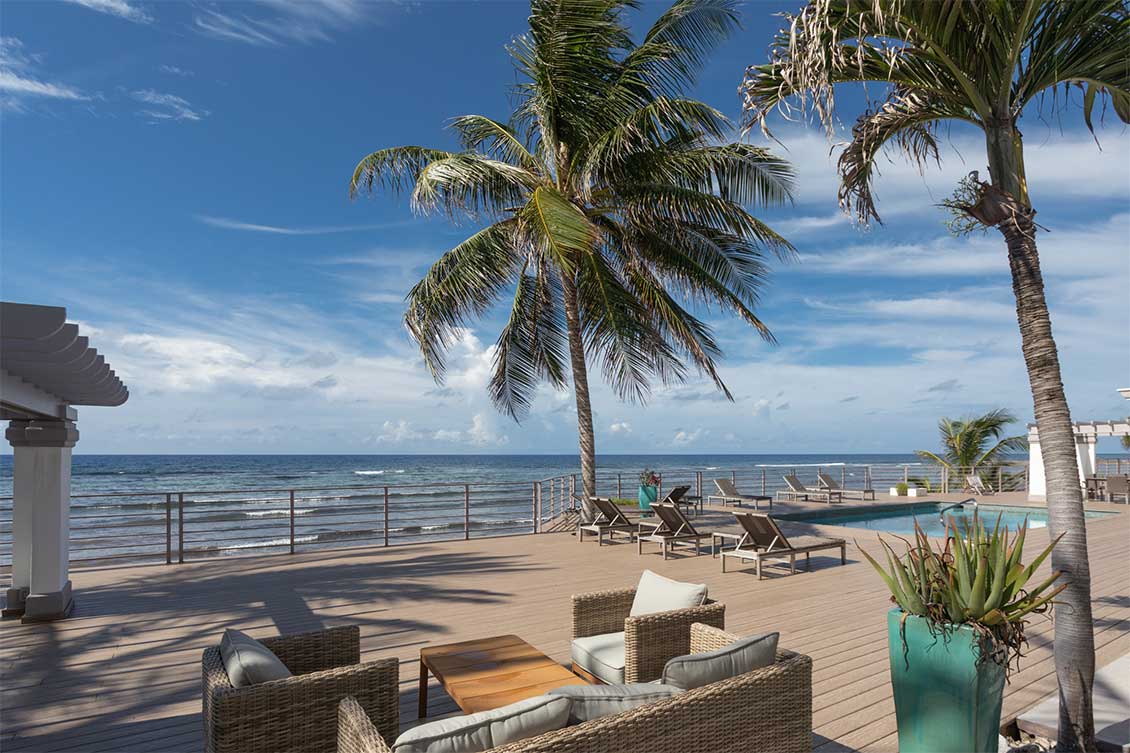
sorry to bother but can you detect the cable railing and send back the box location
[0,460,1033,570]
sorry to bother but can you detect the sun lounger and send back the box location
[964,474,995,495]
[719,512,846,578]
[660,484,701,516]
[637,503,705,559]
[1104,475,1129,503]
[708,478,772,509]
[777,474,841,503]
[816,470,875,501]
[578,497,639,545]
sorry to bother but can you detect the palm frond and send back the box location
[350,146,454,199]
[412,154,538,219]
[450,114,542,172]
[518,186,598,272]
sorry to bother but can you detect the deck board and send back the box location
[2,495,1127,752]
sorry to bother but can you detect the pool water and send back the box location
[776,502,1115,537]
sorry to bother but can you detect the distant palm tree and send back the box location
[916,408,1027,473]
[350,0,794,520]
[1121,435,1130,451]
[741,3,1127,747]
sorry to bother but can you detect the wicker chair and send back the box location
[338,623,813,753]
[571,587,725,683]
[203,625,399,753]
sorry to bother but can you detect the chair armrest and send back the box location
[208,657,399,753]
[261,624,360,674]
[624,601,725,682]
[571,588,635,639]
[338,696,393,753]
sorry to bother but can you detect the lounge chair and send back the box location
[777,474,842,504]
[637,503,705,559]
[964,474,995,495]
[659,484,701,516]
[816,470,875,501]
[1106,475,1129,503]
[708,478,772,509]
[719,512,846,578]
[578,497,639,545]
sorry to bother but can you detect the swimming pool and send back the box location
[775,502,1116,537]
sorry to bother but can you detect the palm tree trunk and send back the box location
[995,198,1096,753]
[560,271,598,524]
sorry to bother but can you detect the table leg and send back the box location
[418,659,429,718]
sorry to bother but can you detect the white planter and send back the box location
[889,487,902,497]
[906,487,923,497]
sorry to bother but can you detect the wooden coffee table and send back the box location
[418,634,586,717]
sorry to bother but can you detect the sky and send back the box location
[1,0,1128,455]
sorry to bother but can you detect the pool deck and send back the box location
[2,493,1127,752]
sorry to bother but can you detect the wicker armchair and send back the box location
[203,625,399,753]
[571,587,725,683]
[338,623,813,753]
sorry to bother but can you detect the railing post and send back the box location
[696,470,702,497]
[383,487,390,546]
[177,492,184,563]
[761,469,766,495]
[289,490,296,554]
[532,482,539,533]
[903,466,909,484]
[165,493,172,565]
[942,466,949,494]
[841,466,846,489]
[731,469,737,485]
[617,473,622,499]
[570,475,576,508]
[997,465,1003,492]
[464,484,471,540]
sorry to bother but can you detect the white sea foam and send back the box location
[354,470,385,475]
[245,508,314,518]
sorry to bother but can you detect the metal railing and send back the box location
[0,460,1034,570]
[1096,458,1129,477]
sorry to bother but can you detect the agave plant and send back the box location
[859,512,1066,669]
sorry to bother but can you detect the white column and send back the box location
[4,419,78,622]
[1027,434,1046,502]
[1075,435,1097,483]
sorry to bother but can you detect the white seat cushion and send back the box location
[661,631,779,691]
[219,629,292,688]
[629,570,707,616]
[570,631,625,684]
[547,682,683,723]
[392,695,571,753]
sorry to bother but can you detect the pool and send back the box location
[775,502,1116,537]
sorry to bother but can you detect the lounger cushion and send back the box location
[392,695,571,753]
[218,629,292,687]
[629,570,708,616]
[547,682,683,723]
[661,631,779,691]
[570,631,626,684]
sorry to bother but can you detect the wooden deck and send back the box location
[2,494,1127,752]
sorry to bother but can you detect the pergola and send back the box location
[1,302,127,621]
[1027,387,1130,500]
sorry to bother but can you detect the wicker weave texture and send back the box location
[337,639,813,753]
[203,625,399,753]
[571,588,725,683]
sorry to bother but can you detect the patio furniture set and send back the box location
[204,571,814,753]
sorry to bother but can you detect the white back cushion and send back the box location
[547,683,683,723]
[392,695,570,753]
[629,570,707,616]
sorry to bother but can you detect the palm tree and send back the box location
[916,408,1028,475]
[349,0,794,521]
[741,2,1128,748]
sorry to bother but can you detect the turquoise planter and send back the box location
[888,609,1005,753]
[638,484,658,514]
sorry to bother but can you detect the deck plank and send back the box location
[2,495,1127,752]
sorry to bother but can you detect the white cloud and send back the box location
[609,421,631,434]
[0,38,88,107]
[467,413,509,446]
[193,0,373,47]
[376,419,420,444]
[672,428,705,446]
[432,429,462,442]
[197,215,390,235]
[62,0,152,24]
[159,65,193,77]
[132,89,207,122]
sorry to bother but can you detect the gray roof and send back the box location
[1,302,128,410]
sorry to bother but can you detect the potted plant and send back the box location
[859,514,1065,753]
[637,469,661,515]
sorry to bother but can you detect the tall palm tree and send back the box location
[350,0,794,521]
[741,2,1128,748]
[916,408,1027,472]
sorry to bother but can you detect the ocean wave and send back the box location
[354,470,385,475]
[245,509,314,518]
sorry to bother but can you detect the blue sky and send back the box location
[2,0,1128,455]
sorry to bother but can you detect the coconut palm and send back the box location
[916,408,1028,473]
[350,0,794,521]
[741,2,1128,747]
